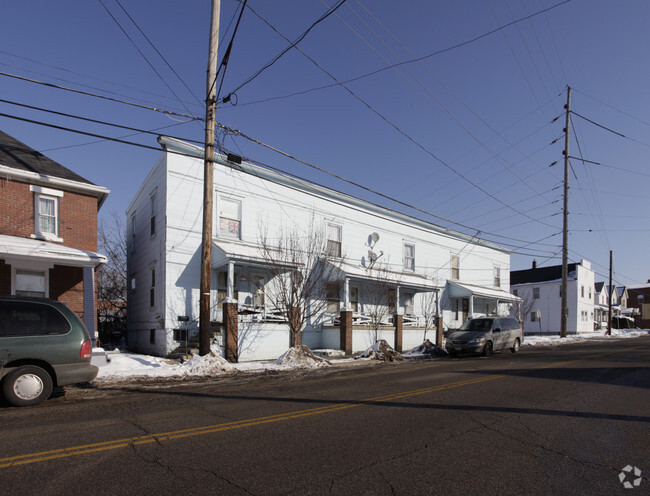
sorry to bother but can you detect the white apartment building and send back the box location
[126,137,517,360]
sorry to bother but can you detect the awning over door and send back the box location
[446,281,520,303]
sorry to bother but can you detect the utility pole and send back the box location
[560,86,571,339]
[608,250,613,336]
[199,0,220,356]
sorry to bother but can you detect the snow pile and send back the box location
[273,345,331,369]
[404,339,448,358]
[95,350,233,382]
[181,351,234,375]
[523,328,649,348]
[357,340,404,362]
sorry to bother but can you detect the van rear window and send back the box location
[0,301,71,336]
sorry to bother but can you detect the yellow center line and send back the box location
[0,347,639,469]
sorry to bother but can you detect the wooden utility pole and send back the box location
[608,250,613,336]
[199,0,220,356]
[560,86,571,339]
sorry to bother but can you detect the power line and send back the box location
[222,0,347,103]
[0,71,202,121]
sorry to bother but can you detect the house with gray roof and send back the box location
[0,131,109,342]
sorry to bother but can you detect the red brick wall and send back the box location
[50,265,84,318]
[0,177,98,251]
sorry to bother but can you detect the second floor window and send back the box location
[533,287,540,299]
[219,198,241,238]
[494,267,501,287]
[150,268,155,307]
[404,244,415,271]
[451,255,460,279]
[326,224,342,257]
[150,194,156,237]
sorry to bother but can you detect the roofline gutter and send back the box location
[0,165,110,209]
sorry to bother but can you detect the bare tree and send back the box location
[258,218,343,348]
[511,288,534,330]
[97,212,127,346]
[363,263,397,343]
[421,291,439,342]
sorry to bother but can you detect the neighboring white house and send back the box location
[126,137,518,360]
[510,260,596,334]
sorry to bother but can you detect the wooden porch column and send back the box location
[393,313,403,352]
[340,310,353,355]
[224,301,238,363]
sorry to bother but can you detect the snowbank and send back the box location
[273,345,331,369]
[357,340,404,362]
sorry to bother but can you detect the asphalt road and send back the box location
[1,337,648,495]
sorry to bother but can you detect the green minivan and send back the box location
[0,296,98,407]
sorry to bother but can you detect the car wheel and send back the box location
[2,365,53,407]
[511,338,521,353]
[482,341,493,357]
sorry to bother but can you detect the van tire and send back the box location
[2,365,53,407]
[511,338,521,353]
[482,341,493,357]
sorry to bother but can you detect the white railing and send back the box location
[237,304,287,323]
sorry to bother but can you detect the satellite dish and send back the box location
[368,250,378,262]
[371,232,380,244]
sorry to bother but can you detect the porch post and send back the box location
[340,309,353,355]
[343,277,350,310]
[223,300,238,362]
[468,294,474,317]
[227,261,235,300]
[393,313,403,352]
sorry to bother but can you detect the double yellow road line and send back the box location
[0,348,630,469]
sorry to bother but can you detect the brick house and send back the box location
[0,131,109,342]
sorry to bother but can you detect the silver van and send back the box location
[446,317,523,357]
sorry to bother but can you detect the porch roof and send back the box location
[0,234,106,268]
[333,260,438,292]
[447,281,520,303]
[211,239,300,271]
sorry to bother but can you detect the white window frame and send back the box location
[12,267,49,298]
[493,266,501,288]
[218,196,242,239]
[451,255,460,280]
[326,224,342,258]
[403,243,415,271]
[30,186,64,242]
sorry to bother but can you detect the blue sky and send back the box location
[2,0,649,287]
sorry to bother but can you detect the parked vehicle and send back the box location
[0,297,98,406]
[446,317,523,357]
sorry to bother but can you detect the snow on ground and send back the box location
[94,328,648,383]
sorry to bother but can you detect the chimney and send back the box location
[532,260,537,269]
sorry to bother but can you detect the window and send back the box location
[581,286,584,298]
[0,301,70,336]
[403,293,414,315]
[513,289,518,297]
[219,198,241,238]
[404,244,415,271]
[173,328,188,341]
[326,283,340,313]
[326,224,342,257]
[15,270,46,298]
[252,276,265,307]
[150,194,156,237]
[533,287,540,299]
[130,275,136,293]
[588,287,592,300]
[451,255,460,279]
[150,329,156,344]
[149,268,155,308]
[531,312,537,322]
[350,286,359,312]
[493,267,501,288]
[31,186,63,241]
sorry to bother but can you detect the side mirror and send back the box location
[494,328,502,333]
